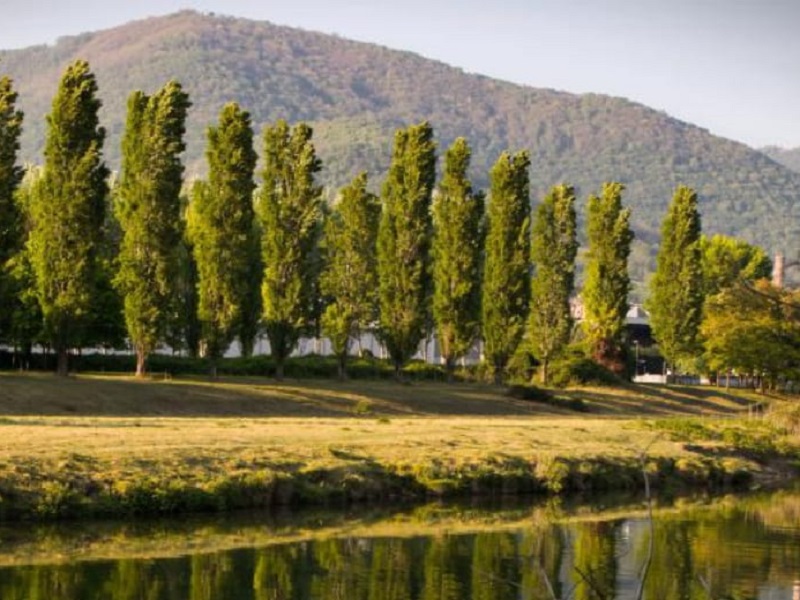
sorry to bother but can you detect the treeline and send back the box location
[0,61,783,384]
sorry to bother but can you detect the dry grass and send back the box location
[0,371,763,468]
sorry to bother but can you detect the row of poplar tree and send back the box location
[0,60,736,382]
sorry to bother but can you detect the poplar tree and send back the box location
[115,81,190,376]
[646,185,703,372]
[582,182,634,374]
[27,60,108,376]
[377,122,437,377]
[259,120,323,380]
[320,172,380,379]
[529,184,578,385]
[0,76,24,343]
[238,219,263,358]
[432,137,484,380]
[6,169,44,364]
[481,151,531,384]
[189,102,257,376]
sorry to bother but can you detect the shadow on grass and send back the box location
[561,383,760,416]
[0,373,764,420]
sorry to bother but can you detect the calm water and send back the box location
[0,490,799,599]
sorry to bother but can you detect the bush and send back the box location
[506,384,553,403]
[548,356,622,388]
[505,384,588,412]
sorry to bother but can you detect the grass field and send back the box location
[0,372,794,521]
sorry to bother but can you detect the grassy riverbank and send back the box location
[0,372,796,520]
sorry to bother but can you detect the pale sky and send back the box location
[1,0,798,148]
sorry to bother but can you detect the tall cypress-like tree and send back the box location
[320,172,380,379]
[27,60,109,376]
[377,122,437,376]
[238,218,263,358]
[258,120,323,380]
[646,185,703,372]
[189,102,257,376]
[582,182,634,374]
[529,184,578,385]
[481,151,531,384]
[0,75,24,343]
[115,81,190,376]
[432,137,484,379]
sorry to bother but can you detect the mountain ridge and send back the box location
[1,10,798,279]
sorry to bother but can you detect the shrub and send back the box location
[505,384,588,412]
[548,355,622,388]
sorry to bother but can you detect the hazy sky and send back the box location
[1,0,798,148]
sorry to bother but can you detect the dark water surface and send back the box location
[0,490,799,599]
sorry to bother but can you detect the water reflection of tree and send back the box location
[5,493,800,599]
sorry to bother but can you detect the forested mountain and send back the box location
[761,146,800,175]
[1,9,798,281]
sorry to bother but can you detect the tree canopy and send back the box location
[189,102,257,375]
[481,151,531,383]
[581,182,634,374]
[377,121,437,376]
[529,184,578,384]
[432,137,484,378]
[646,185,704,371]
[320,172,380,379]
[259,120,323,380]
[27,60,109,375]
[115,81,191,376]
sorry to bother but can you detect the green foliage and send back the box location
[188,102,257,368]
[481,151,531,383]
[432,138,485,376]
[700,233,771,297]
[651,416,793,460]
[377,122,436,374]
[582,182,634,373]
[529,184,578,384]
[0,76,24,343]
[320,172,380,378]
[646,185,704,368]
[701,280,800,384]
[258,120,323,378]
[115,81,191,375]
[164,227,202,358]
[238,218,263,358]
[27,60,109,375]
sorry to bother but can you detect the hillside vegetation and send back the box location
[1,10,799,275]
[762,146,800,174]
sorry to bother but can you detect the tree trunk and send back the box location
[445,356,455,383]
[393,358,403,381]
[337,354,347,381]
[275,359,285,382]
[541,358,549,386]
[135,348,147,378]
[493,364,503,385]
[56,347,69,377]
[209,359,218,380]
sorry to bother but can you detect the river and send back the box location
[0,489,798,598]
